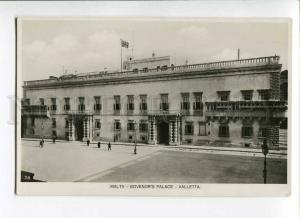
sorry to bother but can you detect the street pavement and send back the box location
[21,139,287,183]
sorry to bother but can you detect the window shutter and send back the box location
[113,104,115,110]
[160,103,161,110]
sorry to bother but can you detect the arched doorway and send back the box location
[158,121,169,145]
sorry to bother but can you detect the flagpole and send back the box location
[121,40,123,73]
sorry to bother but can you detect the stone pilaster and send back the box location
[169,119,179,145]
[83,119,88,141]
[148,117,157,144]
[68,119,75,141]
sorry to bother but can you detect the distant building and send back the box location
[21,55,287,149]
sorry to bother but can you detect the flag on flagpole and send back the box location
[121,39,129,48]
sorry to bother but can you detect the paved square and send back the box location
[85,150,287,184]
[21,140,159,182]
[21,140,287,183]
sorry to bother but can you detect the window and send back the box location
[114,120,121,130]
[193,92,204,115]
[51,98,57,111]
[156,66,160,71]
[127,120,135,131]
[78,97,85,111]
[24,98,30,106]
[52,118,56,128]
[258,89,271,100]
[199,122,207,136]
[94,96,101,111]
[181,93,190,110]
[95,119,101,129]
[64,97,70,111]
[259,127,268,138]
[242,126,253,138]
[127,95,134,111]
[217,91,230,101]
[114,95,121,111]
[139,120,148,132]
[140,95,147,111]
[40,98,44,106]
[241,90,253,101]
[219,125,229,137]
[160,94,169,111]
[185,122,194,135]
[31,117,35,127]
[142,67,148,72]
[65,118,68,128]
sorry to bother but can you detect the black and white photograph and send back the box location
[17,17,290,196]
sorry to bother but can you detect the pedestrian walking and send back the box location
[134,143,137,155]
[108,142,111,151]
[87,139,90,146]
[52,135,56,144]
[40,138,44,148]
[97,141,101,148]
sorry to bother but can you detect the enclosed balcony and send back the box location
[205,100,287,119]
[21,105,48,117]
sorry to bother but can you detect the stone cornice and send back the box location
[23,64,282,91]
[24,64,282,90]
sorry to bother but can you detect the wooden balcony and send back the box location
[21,105,48,117]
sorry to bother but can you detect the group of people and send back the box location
[86,139,112,151]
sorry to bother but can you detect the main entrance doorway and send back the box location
[74,119,84,141]
[158,121,169,144]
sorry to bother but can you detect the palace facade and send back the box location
[21,55,287,149]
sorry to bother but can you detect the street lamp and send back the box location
[134,121,137,155]
[261,139,269,184]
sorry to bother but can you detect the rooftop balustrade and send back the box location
[23,56,280,88]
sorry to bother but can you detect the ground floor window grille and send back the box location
[242,126,253,138]
[199,122,207,136]
[127,121,135,131]
[219,125,229,137]
[114,120,121,130]
[95,119,101,129]
[52,118,56,128]
[185,122,194,135]
[139,121,148,132]
[259,127,268,138]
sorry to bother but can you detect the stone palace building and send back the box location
[21,54,288,149]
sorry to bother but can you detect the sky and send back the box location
[21,19,289,81]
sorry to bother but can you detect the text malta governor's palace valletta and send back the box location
[21,52,288,150]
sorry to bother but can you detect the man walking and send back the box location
[40,138,44,148]
[108,141,111,151]
[97,141,101,148]
[87,139,90,147]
